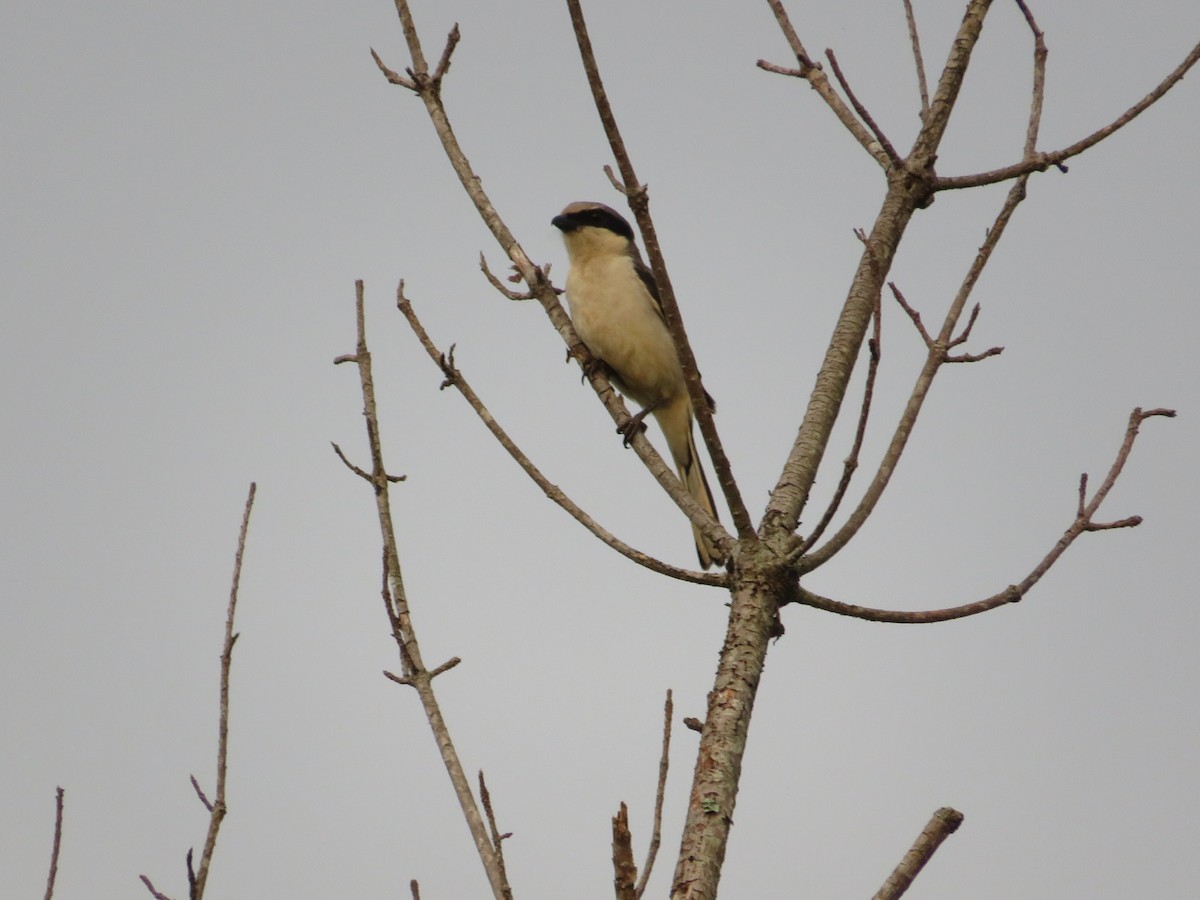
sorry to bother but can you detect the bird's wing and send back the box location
[627,244,717,414]
[628,246,667,324]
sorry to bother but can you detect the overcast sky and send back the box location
[3,1,1198,898]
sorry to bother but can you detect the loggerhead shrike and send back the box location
[551,201,724,569]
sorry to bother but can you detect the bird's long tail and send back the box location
[658,399,724,569]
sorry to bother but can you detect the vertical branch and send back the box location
[192,481,256,900]
[802,1,1047,570]
[762,0,994,542]
[43,787,65,900]
[564,0,755,545]
[901,0,930,118]
[634,690,673,899]
[612,803,638,900]
[335,281,511,900]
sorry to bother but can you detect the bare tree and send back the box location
[342,1,1196,897]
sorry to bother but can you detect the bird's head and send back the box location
[552,201,636,261]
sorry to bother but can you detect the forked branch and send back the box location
[798,408,1175,623]
[936,39,1200,190]
[140,483,256,900]
[375,0,735,567]
[334,281,511,900]
[802,1,1045,569]
[757,0,897,171]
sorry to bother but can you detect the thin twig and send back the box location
[758,0,896,170]
[336,281,510,900]
[937,39,1200,190]
[564,0,753,549]
[396,283,726,586]
[410,880,422,900]
[889,283,932,345]
[798,296,882,555]
[634,690,673,899]
[431,23,461,84]
[139,875,173,900]
[479,254,536,301]
[901,0,930,119]
[798,408,1174,623]
[873,808,964,900]
[191,482,256,899]
[43,787,65,900]
[189,776,213,813]
[825,48,902,167]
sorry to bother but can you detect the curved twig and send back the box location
[936,39,1200,190]
[43,787,65,900]
[397,284,727,587]
[797,297,882,555]
[799,408,1174,623]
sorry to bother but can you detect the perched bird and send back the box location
[551,201,724,569]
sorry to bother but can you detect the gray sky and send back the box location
[3,1,1198,897]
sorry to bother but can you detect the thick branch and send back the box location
[336,281,510,900]
[798,408,1174,623]
[565,0,754,547]
[803,4,1045,569]
[762,0,994,546]
[873,807,964,900]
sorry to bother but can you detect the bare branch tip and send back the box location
[1140,407,1177,421]
[430,656,462,678]
[190,775,214,812]
[331,442,372,481]
[370,47,416,89]
[138,875,173,900]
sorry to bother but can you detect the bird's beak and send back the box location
[551,214,575,232]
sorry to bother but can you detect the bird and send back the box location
[551,201,725,569]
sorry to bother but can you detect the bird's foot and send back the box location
[619,398,664,447]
